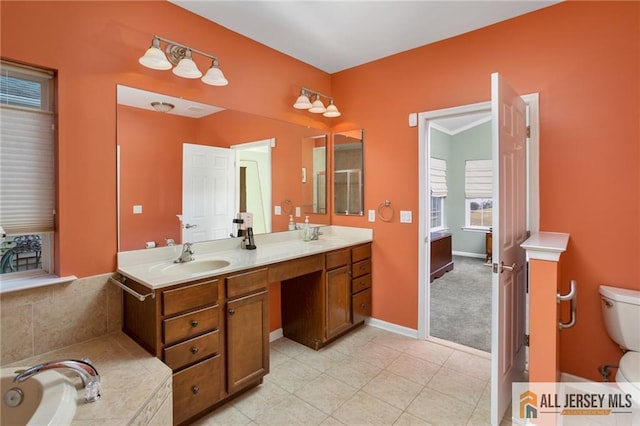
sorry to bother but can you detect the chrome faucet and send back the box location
[175,242,195,263]
[14,359,101,402]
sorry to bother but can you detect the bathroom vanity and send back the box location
[115,226,372,425]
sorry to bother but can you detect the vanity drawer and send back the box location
[164,330,220,371]
[352,259,371,278]
[226,268,268,299]
[352,274,371,294]
[173,354,222,425]
[326,248,350,270]
[352,244,371,263]
[163,305,219,345]
[162,279,219,317]
[352,288,372,324]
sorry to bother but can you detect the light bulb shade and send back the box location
[139,46,172,70]
[201,65,228,86]
[308,97,326,113]
[293,94,312,109]
[172,51,202,78]
[150,102,175,113]
[323,103,341,117]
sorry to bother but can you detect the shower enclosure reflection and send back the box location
[333,130,364,215]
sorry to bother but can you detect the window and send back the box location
[430,157,447,231]
[0,61,55,278]
[465,159,492,230]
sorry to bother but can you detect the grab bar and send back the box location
[109,275,154,302]
[557,280,577,330]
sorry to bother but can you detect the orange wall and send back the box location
[331,1,639,381]
[2,1,638,382]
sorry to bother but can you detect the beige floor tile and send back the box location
[332,390,403,425]
[427,366,487,406]
[321,416,347,425]
[372,331,419,353]
[362,370,424,410]
[406,387,476,425]
[348,340,403,369]
[294,345,351,372]
[404,340,455,366]
[393,411,437,425]
[266,357,323,393]
[443,350,491,382]
[251,393,328,425]
[386,353,442,386]
[231,381,291,421]
[269,346,292,368]
[324,356,382,388]
[270,337,310,357]
[190,404,252,425]
[295,373,358,414]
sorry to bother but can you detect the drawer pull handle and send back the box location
[228,309,235,316]
[361,303,366,308]
[192,385,199,395]
[191,320,199,328]
[191,346,199,354]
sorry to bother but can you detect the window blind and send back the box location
[0,106,55,234]
[430,157,447,197]
[465,159,493,198]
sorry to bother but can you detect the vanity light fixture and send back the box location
[139,35,228,86]
[293,88,341,118]
[150,101,175,113]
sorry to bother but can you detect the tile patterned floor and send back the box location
[191,326,513,425]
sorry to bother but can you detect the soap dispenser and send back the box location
[288,215,296,231]
[302,216,311,242]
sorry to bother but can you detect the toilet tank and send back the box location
[599,285,640,352]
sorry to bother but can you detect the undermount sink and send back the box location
[160,259,231,275]
[2,368,77,426]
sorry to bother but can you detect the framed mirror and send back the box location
[116,85,330,251]
[302,135,327,215]
[333,129,364,215]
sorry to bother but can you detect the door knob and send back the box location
[500,262,516,273]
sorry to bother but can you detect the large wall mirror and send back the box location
[117,85,329,251]
[333,129,364,215]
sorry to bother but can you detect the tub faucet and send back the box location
[14,359,101,402]
[175,242,195,263]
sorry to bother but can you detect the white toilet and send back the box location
[599,285,640,404]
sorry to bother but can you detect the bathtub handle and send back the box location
[557,280,577,330]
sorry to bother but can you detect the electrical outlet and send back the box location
[133,205,142,214]
[368,209,376,222]
[295,206,301,217]
[274,205,282,215]
[400,210,412,223]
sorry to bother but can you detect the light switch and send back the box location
[408,113,418,127]
[295,206,301,217]
[133,205,142,214]
[400,210,412,223]
[368,209,376,222]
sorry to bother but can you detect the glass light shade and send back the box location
[172,51,202,79]
[293,94,312,109]
[150,102,175,113]
[139,46,172,70]
[201,65,228,86]
[308,97,326,113]
[323,102,341,117]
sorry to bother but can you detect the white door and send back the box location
[182,143,236,242]
[490,73,528,424]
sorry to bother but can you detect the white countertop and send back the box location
[117,226,373,289]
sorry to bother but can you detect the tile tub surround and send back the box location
[0,273,122,365]
[3,332,172,425]
[117,225,373,289]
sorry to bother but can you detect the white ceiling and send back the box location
[170,0,559,74]
[117,85,225,118]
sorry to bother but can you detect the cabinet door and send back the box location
[226,290,269,394]
[326,265,352,339]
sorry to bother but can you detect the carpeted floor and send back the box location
[430,255,492,352]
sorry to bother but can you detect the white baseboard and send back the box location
[560,372,592,383]
[366,317,418,339]
[269,328,283,342]
[452,250,486,259]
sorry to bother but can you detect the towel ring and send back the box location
[377,200,394,222]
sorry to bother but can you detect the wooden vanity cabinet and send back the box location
[225,268,269,395]
[281,243,373,350]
